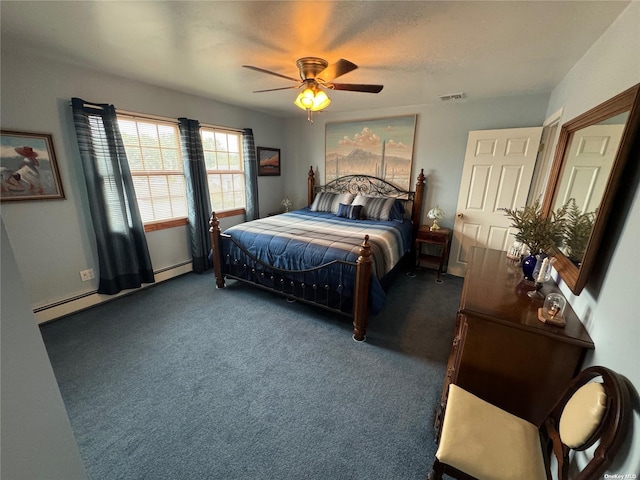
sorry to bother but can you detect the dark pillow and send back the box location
[336,202,363,220]
[389,200,406,222]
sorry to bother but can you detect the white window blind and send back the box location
[117,116,188,223]
[200,127,246,212]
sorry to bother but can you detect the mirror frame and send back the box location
[542,83,640,295]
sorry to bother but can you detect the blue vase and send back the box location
[522,254,537,281]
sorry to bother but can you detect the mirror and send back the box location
[542,83,640,295]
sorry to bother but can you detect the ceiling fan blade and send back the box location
[252,86,301,93]
[242,65,300,83]
[328,83,384,93]
[317,59,358,82]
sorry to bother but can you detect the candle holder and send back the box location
[527,256,553,299]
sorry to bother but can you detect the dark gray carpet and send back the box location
[40,266,463,480]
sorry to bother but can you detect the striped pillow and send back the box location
[352,196,397,221]
[336,202,363,220]
[309,192,354,213]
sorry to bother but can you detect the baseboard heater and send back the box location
[34,262,193,324]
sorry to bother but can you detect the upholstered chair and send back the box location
[428,366,632,480]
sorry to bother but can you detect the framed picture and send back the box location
[1,130,65,202]
[257,147,281,176]
[325,115,417,190]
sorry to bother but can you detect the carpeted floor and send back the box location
[40,266,463,480]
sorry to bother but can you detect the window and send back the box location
[117,114,245,229]
[118,115,187,224]
[200,127,245,212]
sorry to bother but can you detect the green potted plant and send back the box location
[502,200,567,280]
[561,198,595,266]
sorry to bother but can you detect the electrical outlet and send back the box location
[80,268,95,281]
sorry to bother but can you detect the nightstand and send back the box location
[415,226,450,283]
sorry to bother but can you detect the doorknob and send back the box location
[457,213,464,218]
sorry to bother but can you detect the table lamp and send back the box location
[281,196,293,212]
[427,205,445,231]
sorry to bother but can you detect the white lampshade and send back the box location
[427,205,445,220]
[281,196,293,208]
[281,196,293,212]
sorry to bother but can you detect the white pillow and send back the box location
[352,195,397,221]
[309,192,354,213]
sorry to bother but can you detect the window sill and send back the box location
[144,218,188,232]
[215,208,245,219]
[143,209,245,232]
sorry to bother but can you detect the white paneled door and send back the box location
[552,123,625,214]
[448,127,543,277]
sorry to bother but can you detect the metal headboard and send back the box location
[315,174,415,200]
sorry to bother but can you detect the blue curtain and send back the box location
[71,98,154,294]
[178,118,212,273]
[242,128,259,221]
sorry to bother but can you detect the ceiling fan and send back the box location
[242,57,383,122]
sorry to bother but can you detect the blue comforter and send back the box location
[221,208,413,314]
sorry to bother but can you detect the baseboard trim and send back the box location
[35,263,193,325]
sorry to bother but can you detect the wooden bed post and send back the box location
[209,212,226,289]
[352,235,372,342]
[412,169,426,234]
[308,166,315,206]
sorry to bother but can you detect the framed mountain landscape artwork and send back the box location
[1,130,65,202]
[325,115,417,190]
[257,147,281,176]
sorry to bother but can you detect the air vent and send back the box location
[439,92,465,102]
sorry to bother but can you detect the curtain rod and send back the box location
[68,103,244,133]
[67,101,106,110]
[115,109,244,133]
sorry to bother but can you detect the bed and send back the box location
[209,167,425,341]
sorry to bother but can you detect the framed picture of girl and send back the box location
[1,130,65,202]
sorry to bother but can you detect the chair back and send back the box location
[543,366,632,480]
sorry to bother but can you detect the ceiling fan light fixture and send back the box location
[312,89,331,110]
[294,84,331,112]
[294,87,315,109]
[244,57,382,123]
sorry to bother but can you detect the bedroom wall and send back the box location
[0,45,286,315]
[544,2,640,474]
[282,94,550,232]
[1,219,87,479]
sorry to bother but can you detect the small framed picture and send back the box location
[1,130,65,202]
[257,147,281,176]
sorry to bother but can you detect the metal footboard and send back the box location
[221,233,357,316]
[209,212,373,341]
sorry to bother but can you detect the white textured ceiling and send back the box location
[0,1,630,117]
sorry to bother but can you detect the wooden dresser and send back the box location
[438,247,595,428]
